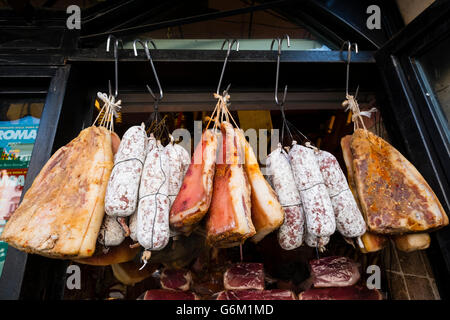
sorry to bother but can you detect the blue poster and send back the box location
[0,115,40,276]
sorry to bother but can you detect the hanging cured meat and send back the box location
[104,124,147,217]
[289,142,336,238]
[394,233,431,252]
[169,129,218,234]
[341,135,387,253]
[350,128,448,234]
[206,122,256,248]
[266,145,305,250]
[0,126,113,258]
[165,139,191,207]
[316,150,366,238]
[235,129,284,243]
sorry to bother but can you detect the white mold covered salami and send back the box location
[165,140,191,207]
[288,142,336,238]
[105,124,147,217]
[316,150,366,238]
[129,211,138,242]
[304,231,329,252]
[137,141,170,251]
[266,145,305,250]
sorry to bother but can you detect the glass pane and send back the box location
[416,36,450,134]
[0,100,44,276]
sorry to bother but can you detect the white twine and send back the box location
[93,92,122,132]
[343,94,377,131]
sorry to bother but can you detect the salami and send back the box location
[304,231,329,251]
[137,141,170,251]
[105,124,147,217]
[266,145,304,250]
[165,140,191,207]
[97,215,126,247]
[129,211,138,242]
[316,150,366,238]
[288,142,336,238]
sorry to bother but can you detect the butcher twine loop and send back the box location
[342,94,377,131]
[94,92,122,132]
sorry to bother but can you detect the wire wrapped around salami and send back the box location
[304,231,329,252]
[288,142,336,238]
[105,124,147,217]
[316,150,366,238]
[137,140,170,251]
[266,145,304,250]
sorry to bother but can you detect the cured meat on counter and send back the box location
[0,126,113,258]
[289,142,336,238]
[160,268,192,291]
[170,129,218,234]
[299,285,382,300]
[235,129,284,243]
[142,289,198,300]
[217,289,296,300]
[223,263,265,290]
[206,122,256,248]
[316,150,366,238]
[104,124,147,217]
[350,129,448,234]
[309,256,360,288]
[266,146,305,250]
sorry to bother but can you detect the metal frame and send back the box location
[375,0,450,299]
[0,65,71,300]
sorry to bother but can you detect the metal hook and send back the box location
[106,35,123,99]
[133,39,163,107]
[271,34,290,106]
[217,39,239,95]
[340,40,358,97]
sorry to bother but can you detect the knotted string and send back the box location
[94,92,122,132]
[342,94,377,132]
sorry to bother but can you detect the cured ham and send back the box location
[217,289,296,300]
[394,233,430,252]
[235,129,284,243]
[169,129,218,234]
[341,135,387,252]
[142,289,198,300]
[160,268,192,291]
[298,285,382,300]
[350,129,448,234]
[223,263,265,290]
[309,256,360,288]
[206,122,255,248]
[0,126,113,258]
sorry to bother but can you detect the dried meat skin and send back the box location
[224,263,265,290]
[299,285,382,300]
[235,129,284,243]
[206,122,255,248]
[309,256,360,288]
[0,126,113,258]
[217,289,296,300]
[169,130,217,233]
[351,129,448,234]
